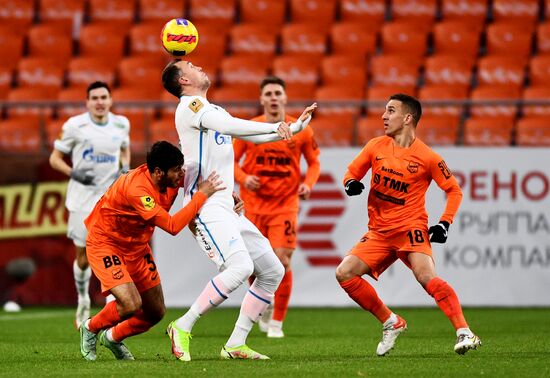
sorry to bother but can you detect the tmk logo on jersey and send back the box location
[214,132,231,145]
[82,146,116,163]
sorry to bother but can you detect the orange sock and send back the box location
[426,277,468,329]
[111,311,155,342]
[272,270,293,322]
[88,300,121,333]
[339,276,391,323]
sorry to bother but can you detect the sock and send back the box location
[272,270,292,322]
[73,260,91,301]
[226,282,273,347]
[269,319,282,330]
[382,313,398,328]
[426,277,468,330]
[456,327,473,337]
[111,311,154,342]
[176,277,229,332]
[88,300,121,333]
[339,276,391,323]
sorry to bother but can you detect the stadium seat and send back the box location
[486,22,534,58]
[357,115,385,144]
[391,0,438,26]
[310,114,355,146]
[78,23,126,65]
[537,22,550,55]
[528,55,550,86]
[0,66,12,100]
[476,56,526,89]
[424,55,474,90]
[418,84,468,116]
[290,0,337,25]
[45,118,64,148]
[189,23,227,63]
[129,21,169,57]
[112,86,161,102]
[188,0,237,27]
[240,0,286,26]
[440,0,488,31]
[281,23,328,58]
[366,85,416,115]
[330,22,377,58]
[370,55,420,87]
[416,114,460,145]
[463,116,514,145]
[39,0,86,32]
[469,84,521,118]
[219,56,270,86]
[27,24,73,63]
[57,87,87,118]
[67,57,116,88]
[210,85,260,119]
[284,84,317,101]
[88,0,136,26]
[0,25,24,70]
[159,89,180,118]
[492,0,539,27]
[0,0,34,34]
[118,57,164,92]
[320,55,366,90]
[380,22,429,58]
[0,115,43,153]
[229,23,277,58]
[149,118,179,146]
[314,85,363,116]
[515,116,550,146]
[16,57,65,89]
[522,86,550,116]
[272,55,320,87]
[138,0,186,22]
[339,0,386,30]
[8,87,58,117]
[432,21,481,60]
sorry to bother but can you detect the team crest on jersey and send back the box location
[114,122,126,129]
[140,195,156,210]
[189,98,204,113]
[112,268,124,280]
[407,161,419,173]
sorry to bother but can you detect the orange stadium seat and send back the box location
[188,0,237,27]
[0,66,12,100]
[424,55,474,89]
[281,23,328,58]
[211,85,260,119]
[159,89,180,118]
[515,116,550,146]
[380,22,429,58]
[112,86,161,102]
[118,57,165,92]
[240,0,286,26]
[370,55,420,87]
[418,84,468,116]
[0,115,42,153]
[189,23,227,63]
[522,86,550,116]
[219,56,270,86]
[310,114,355,146]
[79,23,126,64]
[315,85,363,116]
[416,114,460,145]
[129,21,169,57]
[486,22,534,58]
[321,55,367,90]
[8,87,58,117]
[290,0,337,25]
[88,0,136,26]
[45,118,64,148]
[440,0,488,30]
[138,0,186,22]
[339,0,386,30]
[463,116,514,145]
[357,115,385,144]
[469,84,521,118]
[149,118,179,146]
[27,24,73,63]
[0,0,34,33]
[537,21,550,55]
[272,55,320,87]
[432,21,481,60]
[57,87,87,118]
[67,57,116,88]
[528,55,550,86]
[492,0,539,26]
[476,56,526,89]
[391,0,438,26]
[0,26,24,70]
[366,85,416,115]
[330,22,377,58]
[39,0,85,32]
[17,57,65,89]
[229,23,277,58]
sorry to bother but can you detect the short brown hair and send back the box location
[162,59,183,98]
[389,93,422,126]
[260,76,286,92]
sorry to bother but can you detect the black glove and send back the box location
[344,179,364,196]
[428,221,450,243]
[70,169,95,185]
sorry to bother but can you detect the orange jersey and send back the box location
[343,136,462,234]
[85,164,206,256]
[234,114,320,214]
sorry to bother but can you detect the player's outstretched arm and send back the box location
[200,109,282,136]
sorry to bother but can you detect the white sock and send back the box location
[105,328,116,342]
[456,327,472,337]
[226,314,253,348]
[73,260,91,302]
[269,319,283,330]
[176,304,201,332]
[383,313,398,328]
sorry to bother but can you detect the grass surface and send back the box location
[1,307,549,377]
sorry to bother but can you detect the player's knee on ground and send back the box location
[219,251,255,291]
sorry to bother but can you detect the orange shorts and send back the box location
[246,212,298,249]
[86,242,160,295]
[348,228,433,280]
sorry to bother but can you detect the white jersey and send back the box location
[175,96,280,212]
[54,112,130,212]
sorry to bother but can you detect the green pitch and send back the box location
[1,307,549,377]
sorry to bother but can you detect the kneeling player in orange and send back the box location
[79,141,224,361]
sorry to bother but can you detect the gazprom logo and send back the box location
[82,146,116,164]
[214,132,231,145]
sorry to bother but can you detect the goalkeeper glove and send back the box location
[428,221,450,243]
[344,179,364,196]
[70,168,95,185]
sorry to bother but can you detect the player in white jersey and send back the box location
[49,81,131,328]
[161,59,316,361]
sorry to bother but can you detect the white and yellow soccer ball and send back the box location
[160,18,199,56]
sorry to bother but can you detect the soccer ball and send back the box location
[161,18,199,56]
